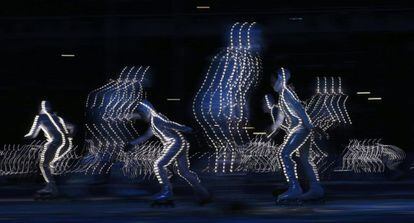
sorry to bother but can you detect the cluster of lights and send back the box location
[0,142,82,177]
[83,66,149,175]
[237,136,281,173]
[120,140,165,178]
[192,22,262,173]
[306,76,352,133]
[197,136,281,174]
[339,139,405,173]
[0,141,45,175]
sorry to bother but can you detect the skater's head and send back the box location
[39,100,52,114]
[263,94,275,113]
[272,67,291,92]
[245,22,262,52]
[228,22,240,49]
[227,22,262,52]
[134,100,154,121]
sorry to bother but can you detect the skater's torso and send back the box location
[278,87,313,132]
[37,113,70,143]
[150,113,185,146]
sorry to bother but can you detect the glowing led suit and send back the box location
[24,101,75,196]
[129,100,210,203]
[270,68,324,202]
[192,22,262,173]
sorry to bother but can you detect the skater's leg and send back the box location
[298,140,324,201]
[153,142,182,201]
[51,137,73,165]
[175,143,211,203]
[277,129,310,201]
[175,143,200,186]
[38,141,59,195]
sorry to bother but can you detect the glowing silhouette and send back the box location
[129,100,210,204]
[193,22,262,173]
[24,100,75,197]
[270,67,324,202]
[83,66,149,175]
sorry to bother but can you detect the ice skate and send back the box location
[276,183,303,205]
[299,183,325,203]
[194,185,212,206]
[151,185,175,208]
[34,183,59,200]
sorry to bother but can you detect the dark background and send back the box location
[1,0,413,152]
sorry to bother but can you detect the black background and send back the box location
[1,0,413,152]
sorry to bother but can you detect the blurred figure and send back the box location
[270,68,324,203]
[193,22,262,173]
[129,100,211,205]
[25,100,75,198]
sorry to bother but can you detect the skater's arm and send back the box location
[285,90,313,129]
[128,112,141,121]
[268,108,284,138]
[24,115,42,139]
[129,128,154,146]
[167,121,193,133]
[58,117,76,136]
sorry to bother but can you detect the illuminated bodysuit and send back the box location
[24,101,74,196]
[192,22,262,173]
[129,100,210,203]
[270,68,324,202]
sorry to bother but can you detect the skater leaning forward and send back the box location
[128,100,211,205]
[269,67,324,203]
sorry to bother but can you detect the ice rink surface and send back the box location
[0,175,413,222]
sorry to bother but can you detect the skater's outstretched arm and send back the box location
[24,115,42,139]
[167,121,192,133]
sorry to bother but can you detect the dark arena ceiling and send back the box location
[0,0,413,149]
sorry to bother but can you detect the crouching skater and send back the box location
[24,100,75,199]
[129,100,211,206]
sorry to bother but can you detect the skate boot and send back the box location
[34,183,59,200]
[193,184,212,206]
[151,185,175,207]
[276,181,303,204]
[299,182,324,202]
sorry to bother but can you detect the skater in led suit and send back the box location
[270,68,324,202]
[129,100,210,204]
[24,100,75,197]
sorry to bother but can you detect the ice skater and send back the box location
[24,100,75,199]
[129,100,211,206]
[269,67,324,203]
